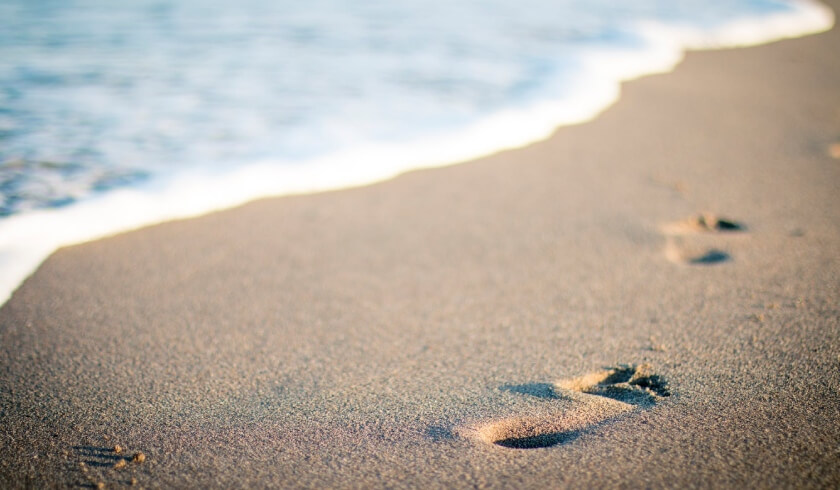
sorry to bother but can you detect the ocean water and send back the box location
[0,0,833,304]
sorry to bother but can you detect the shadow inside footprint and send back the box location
[494,430,580,449]
[688,249,730,265]
[599,368,634,384]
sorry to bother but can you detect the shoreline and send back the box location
[0,0,833,307]
[2,1,840,487]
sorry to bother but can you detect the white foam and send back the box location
[639,0,834,50]
[0,0,833,306]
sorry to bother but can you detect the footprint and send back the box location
[664,240,731,265]
[661,213,746,265]
[661,213,746,235]
[68,445,145,488]
[556,363,670,404]
[459,364,669,449]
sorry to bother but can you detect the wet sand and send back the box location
[1,3,839,488]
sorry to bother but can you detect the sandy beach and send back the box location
[2,2,839,488]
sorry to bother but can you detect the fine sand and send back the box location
[2,5,840,488]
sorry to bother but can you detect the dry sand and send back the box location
[2,4,840,488]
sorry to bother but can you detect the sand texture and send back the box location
[2,4,840,488]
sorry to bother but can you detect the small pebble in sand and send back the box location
[132,452,146,464]
[113,445,122,454]
[113,459,127,470]
[96,482,105,489]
